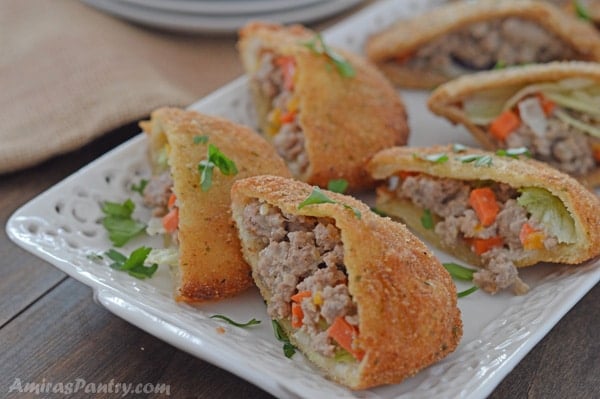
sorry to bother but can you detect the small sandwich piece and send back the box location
[366,0,600,89]
[237,22,408,191]
[140,107,291,303]
[428,61,600,187]
[230,175,462,390]
[367,145,600,295]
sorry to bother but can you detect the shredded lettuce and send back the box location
[146,247,179,267]
[517,188,577,244]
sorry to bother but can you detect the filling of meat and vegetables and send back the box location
[463,78,600,176]
[385,173,576,295]
[242,199,363,361]
[252,52,309,177]
[142,170,179,244]
[395,17,578,77]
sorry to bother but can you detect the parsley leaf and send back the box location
[101,199,146,247]
[574,0,592,20]
[210,315,261,328]
[193,135,209,144]
[327,179,349,194]
[298,187,361,219]
[198,143,238,192]
[105,246,158,279]
[452,143,468,153]
[272,320,296,358]
[130,179,148,195]
[458,154,493,167]
[303,34,355,78]
[420,209,434,230]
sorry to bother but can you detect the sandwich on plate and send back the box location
[428,61,600,187]
[237,21,409,191]
[365,0,600,89]
[230,175,462,390]
[367,144,600,295]
[139,107,291,303]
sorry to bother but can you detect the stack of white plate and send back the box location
[82,0,364,34]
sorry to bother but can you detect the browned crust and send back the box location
[427,61,600,187]
[365,0,600,88]
[140,107,291,303]
[237,22,409,191]
[366,145,600,267]
[230,175,462,390]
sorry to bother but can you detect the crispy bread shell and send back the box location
[427,61,600,187]
[140,108,291,303]
[367,145,600,267]
[230,175,462,390]
[366,0,600,89]
[237,22,409,191]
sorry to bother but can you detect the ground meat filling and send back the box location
[143,171,173,216]
[393,175,560,294]
[399,17,578,77]
[504,109,598,176]
[253,52,309,177]
[242,200,357,357]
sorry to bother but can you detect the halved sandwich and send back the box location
[365,0,600,89]
[230,175,462,390]
[367,145,600,295]
[237,22,409,191]
[428,61,600,187]
[139,107,291,303]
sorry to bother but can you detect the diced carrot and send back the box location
[162,207,179,233]
[167,192,177,209]
[470,236,504,255]
[291,302,304,328]
[536,93,556,116]
[398,171,418,180]
[592,143,600,162]
[290,290,311,303]
[519,223,545,250]
[279,109,296,124]
[275,56,296,91]
[468,187,500,227]
[489,110,520,141]
[327,316,364,361]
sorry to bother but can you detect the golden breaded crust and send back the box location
[230,175,462,390]
[238,22,409,191]
[140,108,291,303]
[367,145,600,267]
[427,61,600,187]
[365,0,600,88]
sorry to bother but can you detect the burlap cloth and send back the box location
[0,0,247,174]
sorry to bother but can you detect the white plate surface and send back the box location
[82,0,363,34]
[118,0,325,15]
[8,1,600,398]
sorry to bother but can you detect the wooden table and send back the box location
[1,5,599,399]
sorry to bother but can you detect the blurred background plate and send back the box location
[118,0,325,15]
[82,0,364,34]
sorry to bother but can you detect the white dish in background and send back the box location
[8,1,600,398]
[82,0,364,34]
[118,0,325,15]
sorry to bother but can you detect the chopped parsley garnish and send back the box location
[105,246,158,279]
[496,147,531,158]
[327,179,349,194]
[198,143,238,192]
[272,320,296,358]
[458,154,493,167]
[452,143,468,153]
[420,209,434,230]
[193,135,209,144]
[303,34,355,78]
[298,187,361,219]
[210,314,261,328]
[574,0,592,21]
[413,152,449,164]
[101,199,147,247]
[130,179,148,195]
[442,262,478,298]
[493,60,507,70]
